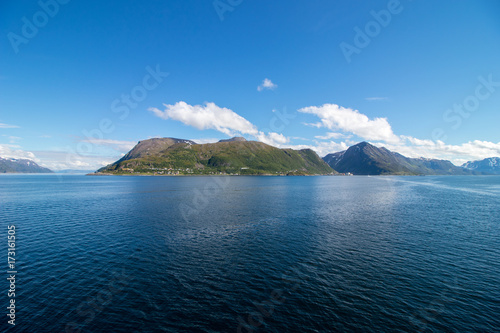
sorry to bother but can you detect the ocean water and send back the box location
[0,175,499,332]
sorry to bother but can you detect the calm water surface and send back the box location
[0,175,499,332]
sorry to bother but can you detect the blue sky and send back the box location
[1,0,500,170]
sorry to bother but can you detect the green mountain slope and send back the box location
[96,137,335,175]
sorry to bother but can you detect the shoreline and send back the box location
[86,173,335,177]
[86,173,495,177]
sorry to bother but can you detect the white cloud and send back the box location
[257,78,277,92]
[149,101,290,147]
[298,103,400,144]
[0,144,37,160]
[0,123,19,129]
[255,132,289,146]
[400,136,435,147]
[149,101,259,137]
[297,103,500,164]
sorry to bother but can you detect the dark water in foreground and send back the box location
[0,175,499,332]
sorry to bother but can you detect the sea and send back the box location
[0,174,499,332]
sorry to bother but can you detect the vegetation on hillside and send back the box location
[97,139,334,175]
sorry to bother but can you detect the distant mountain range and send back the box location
[96,137,334,175]
[0,157,52,173]
[462,157,500,175]
[323,142,480,175]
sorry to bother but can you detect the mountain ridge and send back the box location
[323,142,480,175]
[0,157,53,173]
[462,157,500,175]
[218,137,247,143]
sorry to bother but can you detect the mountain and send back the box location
[95,137,335,175]
[0,157,53,173]
[218,137,247,143]
[462,157,500,174]
[323,142,477,175]
[113,138,196,163]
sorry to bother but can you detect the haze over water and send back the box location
[1,175,499,332]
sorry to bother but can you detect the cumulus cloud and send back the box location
[400,136,436,147]
[255,132,289,146]
[0,144,37,160]
[0,123,19,129]
[257,78,277,92]
[150,101,290,147]
[149,101,259,137]
[297,103,500,164]
[298,103,400,144]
